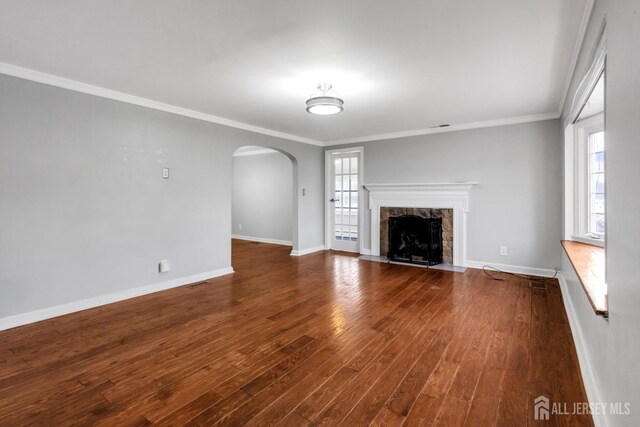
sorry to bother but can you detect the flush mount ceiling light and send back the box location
[306,83,344,115]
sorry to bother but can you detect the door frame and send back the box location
[324,146,364,253]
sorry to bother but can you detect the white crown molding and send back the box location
[0,61,323,147]
[0,267,234,331]
[324,112,560,146]
[558,0,597,115]
[231,234,292,246]
[232,148,279,157]
[1,61,572,148]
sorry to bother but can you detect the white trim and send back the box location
[557,271,606,427]
[0,267,234,331]
[331,247,361,254]
[365,182,477,266]
[558,0,597,114]
[573,113,605,240]
[325,147,364,254]
[231,234,292,246]
[232,148,279,157]
[571,235,605,248]
[564,124,576,240]
[0,61,323,147]
[465,261,557,278]
[290,245,326,256]
[363,182,478,192]
[324,112,559,146]
[360,248,372,256]
[567,30,607,125]
[0,62,573,149]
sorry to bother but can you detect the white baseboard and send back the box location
[465,260,558,277]
[557,272,606,427]
[231,234,292,246]
[0,267,234,332]
[290,245,326,256]
[360,248,372,255]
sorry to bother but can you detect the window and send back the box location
[334,156,359,242]
[562,33,607,317]
[588,130,605,235]
[570,72,605,245]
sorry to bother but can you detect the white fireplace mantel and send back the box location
[364,182,478,266]
[364,182,478,193]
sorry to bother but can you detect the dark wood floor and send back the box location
[0,240,592,426]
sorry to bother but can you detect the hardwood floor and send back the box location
[0,240,593,426]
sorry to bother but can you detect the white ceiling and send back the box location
[0,0,588,145]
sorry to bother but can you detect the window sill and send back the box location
[571,234,605,248]
[561,240,608,317]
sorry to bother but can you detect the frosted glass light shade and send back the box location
[306,96,344,115]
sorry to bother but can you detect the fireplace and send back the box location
[364,182,477,267]
[388,215,443,265]
[381,207,452,264]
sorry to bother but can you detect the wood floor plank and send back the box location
[432,395,470,427]
[403,393,444,427]
[191,388,253,425]
[153,390,222,427]
[464,396,500,426]
[0,240,593,426]
[496,279,532,427]
[278,411,311,426]
[309,280,455,425]
[292,366,359,421]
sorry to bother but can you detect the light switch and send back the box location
[162,168,170,179]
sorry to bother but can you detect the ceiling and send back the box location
[0,0,589,145]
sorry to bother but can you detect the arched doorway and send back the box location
[231,145,298,268]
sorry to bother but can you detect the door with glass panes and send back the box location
[329,151,360,252]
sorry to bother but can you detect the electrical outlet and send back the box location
[499,246,508,256]
[238,223,242,230]
[159,259,171,273]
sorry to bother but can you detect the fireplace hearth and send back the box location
[387,215,443,266]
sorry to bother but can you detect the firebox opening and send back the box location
[380,207,453,265]
[387,215,443,266]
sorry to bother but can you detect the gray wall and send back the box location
[0,74,324,319]
[331,119,563,270]
[560,1,640,425]
[232,152,293,243]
